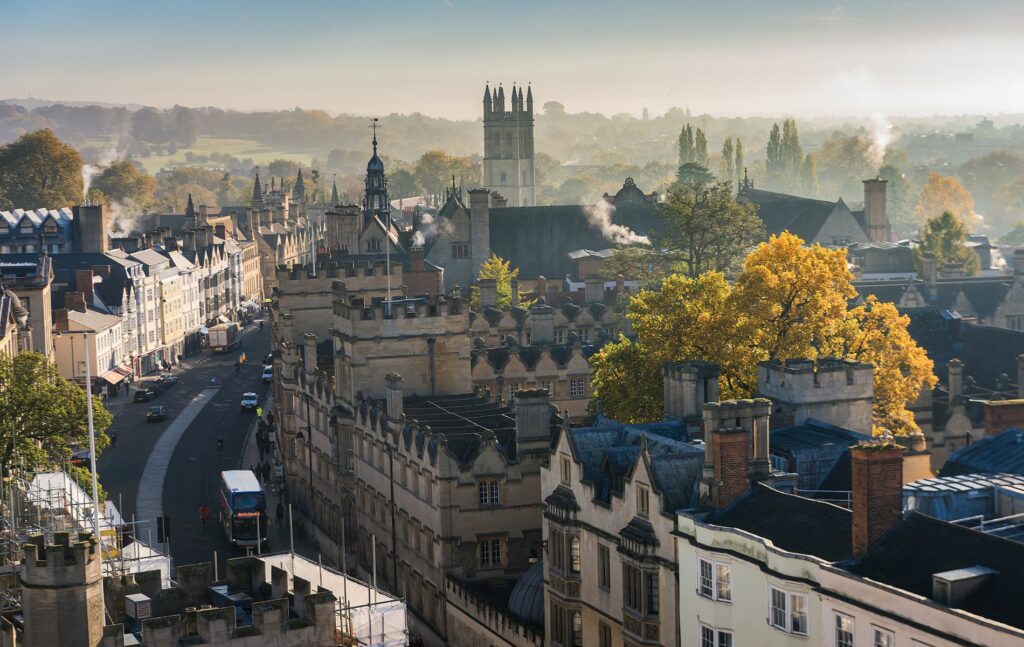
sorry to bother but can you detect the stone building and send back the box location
[0,204,108,255]
[0,255,53,358]
[483,83,535,207]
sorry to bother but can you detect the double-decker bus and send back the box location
[218,470,267,547]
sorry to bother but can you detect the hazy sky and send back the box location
[1,0,1022,119]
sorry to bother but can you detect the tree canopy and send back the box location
[590,233,936,435]
[470,255,533,310]
[914,172,977,229]
[915,210,980,276]
[90,159,156,208]
[0,352,111,480]
[0,129,83,210]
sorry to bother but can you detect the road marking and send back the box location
[135,388,220,525]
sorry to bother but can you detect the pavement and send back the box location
[96,319,276,574]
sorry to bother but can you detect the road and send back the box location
[97,323,271,571]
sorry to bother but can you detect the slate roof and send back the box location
[845,512,1024,631]
[940,428,1024,477]
[567,418,703,514]
[1,207,74,229]
[770,419,870,491]
[740,188,866,242]
[2,253,136,310]
[854,276,1012,319]
[710,483,853,561]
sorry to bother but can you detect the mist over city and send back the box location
[2,2,1024,646]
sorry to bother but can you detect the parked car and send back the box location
[262,365,273,383]
[133,389,156,402]
[146,380,167,395]
[158,373,178,385]
[240,392,259,411]
[146,406,167,422]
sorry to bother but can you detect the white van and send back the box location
[262,365,273,382]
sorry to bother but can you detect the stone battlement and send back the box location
[445,576,544,647]
[21,532,100,587]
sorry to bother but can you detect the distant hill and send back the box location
[1,97,149,111]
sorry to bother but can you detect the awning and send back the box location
[100,370,125,385]
[114,364,132,378]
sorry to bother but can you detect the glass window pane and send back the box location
[791,594,808,635]
[771,588,787,629]
[715,563,731,601]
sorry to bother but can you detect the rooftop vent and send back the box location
[932,565,998,607]
[125,593,152,620]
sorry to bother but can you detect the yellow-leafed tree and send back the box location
[914,172,977,229]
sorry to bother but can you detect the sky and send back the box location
[1,0,1022,119]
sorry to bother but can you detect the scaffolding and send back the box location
[0,470,171,588]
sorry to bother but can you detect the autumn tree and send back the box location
[878,164,917,238]
[470,255,533,310]
[587,338,663,423]
[0,352,112,479]
[914,172,977,228]
[0,129,84,210]
[592,233,935,435]
[915,211,980,276]
[90,160,156,208]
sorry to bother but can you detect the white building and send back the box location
[52,307,127,388]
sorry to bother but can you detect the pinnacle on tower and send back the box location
[497,84,505,112]
[483,83,492,108]
[526,84,534,113]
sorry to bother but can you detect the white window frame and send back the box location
[873,626,895,647]
[769,586,808,635]
[835,612,854,647]
[697,557,731,602]
[700,624,733,647]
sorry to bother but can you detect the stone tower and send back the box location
[363,123,390,227]
[483,82,535,207]
[20,532,104,647]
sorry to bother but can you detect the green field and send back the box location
[122,137,314,174]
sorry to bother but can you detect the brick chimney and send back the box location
[851,443,904,558]
[409,248,425,272]
[920,251,937,286]
[863,178,889,243]
[510,279,519,307]
[215,224,226,240]
[982,400,1024,437]
[75,270,94,306]
[65,291,87,313]
[53,309,69,331]
[703,401,752,511]
[529,302,555,344]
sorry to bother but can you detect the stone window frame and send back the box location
[569,378,587,399]
[597,543,611,590]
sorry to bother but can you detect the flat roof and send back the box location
[221,470,260,492]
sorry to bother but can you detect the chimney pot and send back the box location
[851,443,905,558]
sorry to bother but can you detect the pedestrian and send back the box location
[126,382,131,397]
[108,431,118,448]
[275,501,284,526]
[256,406,263,419]
[262,462,271,484]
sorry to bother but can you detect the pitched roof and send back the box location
[941,428,1024,477]
[741,188,866,242]
[709,483,853,561]
[845,512,1024,631]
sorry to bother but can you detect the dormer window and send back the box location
[560,456,572,484]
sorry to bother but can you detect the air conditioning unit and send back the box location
[125,593,152,620]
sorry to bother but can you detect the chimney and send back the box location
[280,312,294,347]
[467,188,491,271]
[511,279,519,307]
[662,361,721,422]
[91,264,111,280]
[920,251,937,286]
[215,224,226,240]
[750,398,772,481]
[163,237,178,252]
[863,178,889,243]
[705,401,752,511]
[537,275,547,298]
[386,373,404,422]
[303,333,317,377]
[139,232,151,250]
[71,204,110,253]
[615,273,625,294]
[53,309,69,331]
[982,400,1024,437]
[409,248,425,272]
[515,388,552,454]
[182,230,196,253]
[64,291,86,313]
[478,278,498,308]
[75,270,94,306]
[584,275,605,304]
[851,443,905,558]
[529,302,555,344]
[940,262,965,279]
[947,359,963,398]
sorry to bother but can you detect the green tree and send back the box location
[694,129,708,166]
[587,337,663,423]
[0,352,112,481]
[174,106,199,146]
[999,220,1024,245]
[678,124,695,165]
[813,134,875,199]
[958,152,1024,220]
[388,169,421,199]
[470,255,533,310]
[799,153,818,196]
[915,211,980,276]
[734,138,744,182]
[414,150,480,197]
[91,160,156,208]
[993,175,1024,227]
[766,123,783,189]
[720,137,735,182]
[0,129,84,210]
[652,180,765,278]
[676,162,714,187]
[781,118,803,184]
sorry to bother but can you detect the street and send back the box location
[97,322,271,572]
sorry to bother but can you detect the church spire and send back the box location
[186,192,195,219]
[251,173,264,210]
[331,175,339,205]
[526,84,533,114]
[294,167,306,203]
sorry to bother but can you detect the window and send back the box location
[479,482,489,506]
[571,611,582,647]
[551,603,566,645]
[701,625,733,647]
[579,327,590,342]
[637,485,650,517]
[770,587,807,635]
[560,456,572,484]
[479,539,502,567]
[569,535,581,574]
[570,378,587,398]
[623,563,643,612]
[646,570,659,615]
[554,328,565,344]
[367,238,382,252]
[500,171,508,184]
[597,544,611,590]
[599,622,611,647]
[835,613,854,647]
[537,380,552,394]
[873,627,895,647]
[697,558,731,602]
[451,242,469,259]
[508,382,521,401]
[551,529,566,572]
[490,480,500,504]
